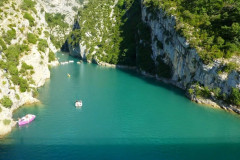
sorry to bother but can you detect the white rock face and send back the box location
[0,0,79,136]
[141,4,240,95]
[36,0,80,25]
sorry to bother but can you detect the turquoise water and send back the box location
[1,52,240,159]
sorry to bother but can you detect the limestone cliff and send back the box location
[65,0,240,113]
[0,0,80,136]
[140,2,240,112]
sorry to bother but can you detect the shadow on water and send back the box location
[98,0,186,101]
[0,143,240,160]
[116,67,187,98]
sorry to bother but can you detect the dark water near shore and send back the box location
[1,52,240,160]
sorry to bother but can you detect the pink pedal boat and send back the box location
[18,114,36,126]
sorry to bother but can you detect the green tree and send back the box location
[0,96,13,108]
[229,88,240,106]
[24,13,35,26]
[27,33,37,44]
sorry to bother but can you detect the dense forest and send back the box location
[143,0,240,64]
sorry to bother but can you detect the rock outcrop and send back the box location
[65,0,240,113]
[140,2,240,112]
[0,0,80,136]
[141,4,240,93]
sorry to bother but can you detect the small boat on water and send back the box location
[67,73,71,77]
[60,61,69,65]
[18,114,36,126]
[75,100,82,107]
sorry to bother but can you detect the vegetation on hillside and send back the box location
[3,28,16,44]
[45,13,68,30]
[3,119,11,125]
[45,12,69,48]
[0,0,52,94]
[27,33,38,44]
[143,0,240,64]
[68,0,172,75]
[23,12,35,26]
[0,96,13,108]
[0,0,8,7]
[69,0,152,67]
[21,0,36,11]
[189,83,240,107]
[38,39,48,52]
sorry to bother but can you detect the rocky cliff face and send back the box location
[62,20,82,58]
[141,4,240,95]
[65,0,240,112]
[0,0,80,136]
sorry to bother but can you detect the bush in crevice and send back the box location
[228,88,240,106]
[48,51,55,62]
[3,29,16,44]
[0,38,7,50]
[27,33,37,44]
[23,12,35,26]
[21,0,36,11]
[38,39,48,52]
[0,96,13,108]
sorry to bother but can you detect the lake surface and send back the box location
[1,52,240,160]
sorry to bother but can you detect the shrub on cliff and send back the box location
[229,88,240,106]
[3,29,16,44]
[50,35,61,48]
[195,85,211,98]
[23,12,35,26]
[20,62,34,75]
[4,45,21,65]
[21,62,33,70]
[48,51,55,62]
[3,119,11,125]
[38,39,48,52]
[0,38,7,50]
[222,63,238,73]
[27,33,37,44]
[9,65,19,76]
[21,0,36,11]
[0,96,13,108]
[0,0,7,7]
[19,77,29,92]
[45,13,68,30]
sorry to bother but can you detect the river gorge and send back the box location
[1,52,240,160]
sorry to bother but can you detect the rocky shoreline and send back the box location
[97,60,240,115]
[0,0,80,137]
[0,60,59,137]
[97,61,137,70]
